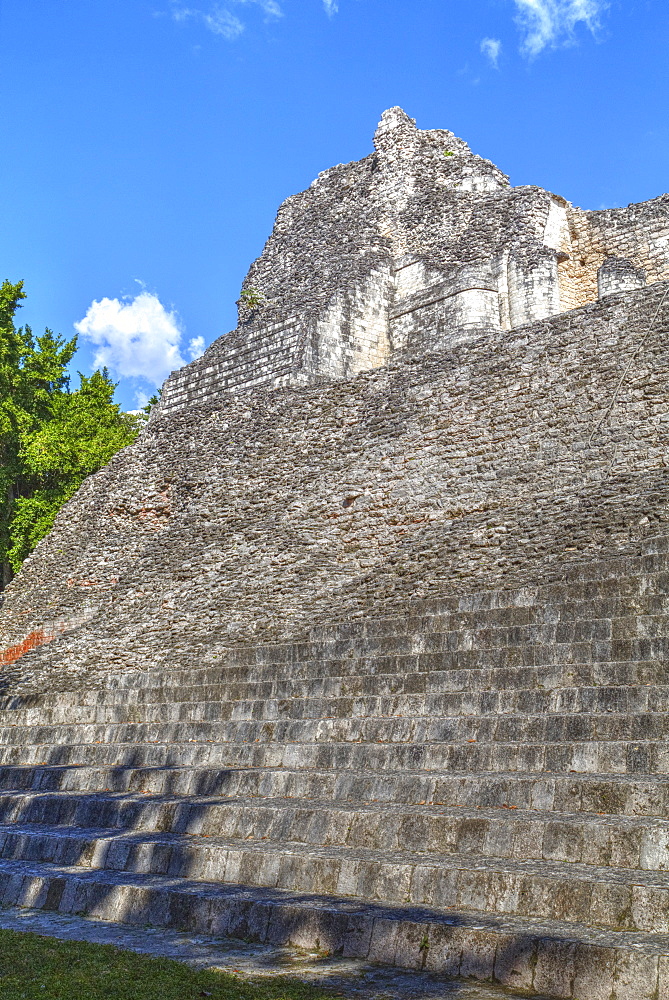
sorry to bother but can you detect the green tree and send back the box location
[0,280,139,585]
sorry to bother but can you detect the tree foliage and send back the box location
[0,280,140,584]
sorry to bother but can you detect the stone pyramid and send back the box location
[0,110,669,998]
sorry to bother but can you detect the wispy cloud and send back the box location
[75,291,205,393]
[323,0,339,15]
[169,4,241,39]
[513,0,607,57]
[169,0,282,40]
[202,7,245,38]
[187,335,206,359]
[480,37,502,67]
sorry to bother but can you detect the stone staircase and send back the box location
[159,314,307,413]
[0,540,668,997]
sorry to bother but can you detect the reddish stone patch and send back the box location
[0,629,55,666]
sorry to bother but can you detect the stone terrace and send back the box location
[2,282,669,677]
[0,539,668,996]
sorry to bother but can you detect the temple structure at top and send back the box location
[160,107,669,413]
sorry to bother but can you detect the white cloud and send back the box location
[169,0,282,39]
[169,5,192,22]
[513,0,607,56]
[75,291,205,389]
[248,0,283,16]
[480,37,502,67]
[132,389,152,412]
[202,7,245,38]
[323,0,338,14]
[187,335,206,360]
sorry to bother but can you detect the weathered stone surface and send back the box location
[0,109,667,998]
[3,281,669,688]
[159,107,669,411]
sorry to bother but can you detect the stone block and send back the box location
[492,933,536,990]
[422,923,463,976]
[613,950,659,1000]
[392,921,431,970]
[341,913,374,959]
[221,897,272,942]
[590,881,634,929]
[409,866,458,907]
[533,938,577,997]
[267,903,348,953]
[631,886,669,932]
[458,929,497,980]
[366,917,400,965]
[572,943,617,1000]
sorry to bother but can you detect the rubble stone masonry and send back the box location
[159,108,669,412]
[2,281,669,691]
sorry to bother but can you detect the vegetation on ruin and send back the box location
[239,287,266,310]
[0,928,340,1000]
[0,280,141,586]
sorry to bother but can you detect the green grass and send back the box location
[0,929,342,1000]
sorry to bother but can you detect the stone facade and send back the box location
[2,282,669,683]
[160,107,669,413]
[0,112,668,997]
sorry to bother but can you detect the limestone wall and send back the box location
[302,266,392,379]
[159,143,394,413]
[159,314,310,412]
[557,195,669,312]
[3,111,669,687]
[2,282,669,693]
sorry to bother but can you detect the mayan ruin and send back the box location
[1,107,669,997]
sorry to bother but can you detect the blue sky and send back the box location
[1,0,667,410]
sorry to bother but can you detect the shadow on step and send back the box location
[1,867,554,996]
[0,757,663,994]
[0,781,554,992]
[0,906,554,1000]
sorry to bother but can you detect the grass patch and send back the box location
[0,929,341,1000]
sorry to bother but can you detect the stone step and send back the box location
[4,661,669,716]
[0,829,667,934]
[135,631,669,671]
[1,764,668,818]
[0,736,663,775]
[0,906,606,1000]
[5,661,666,725]
[6,551,667,700]
[81,658,669,699]
[6,587,669,703]
[4,594,668,706]
[5,682,669,727]
[59,632,669,682]
[0,785,667,868]
[13,642,669,712]
[237,620,669,663]
[309,598,669,644]
[0,856,664,996]
[302,561,669,638]
[426,548,668,602]
[0,711,667,747]
[642,535,669,554]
